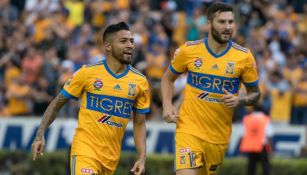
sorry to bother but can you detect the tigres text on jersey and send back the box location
[169,38,258,144]
[61,60,150,170]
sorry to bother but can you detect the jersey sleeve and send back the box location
[133,79,150,114]
[61,66,87,100]
[241,50,259,86]
[169,44,187,75]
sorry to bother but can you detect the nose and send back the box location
[225,21,233,30]
[127,41,134,49]
[225,23,231,30]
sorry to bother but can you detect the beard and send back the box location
[211,25,232,44]
[111,50,132,64]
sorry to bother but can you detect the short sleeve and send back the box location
[61,66,86,100]
[241,50,259,86]
[133,79,150,114]
[169,45,187,75]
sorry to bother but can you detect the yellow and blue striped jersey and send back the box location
[170,38,258,144]
[61,60,150,170]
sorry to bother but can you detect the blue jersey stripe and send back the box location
[61,89,78,100]
[86,92,134,119]
[187,71,241,94]
[169,65,183,75]
[133,107,150,114]
[244,80,259,87]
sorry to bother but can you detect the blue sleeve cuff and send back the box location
[60,89,78,100]
[244,80,259,87]
[133,107,150,114]
[169,65,183,75]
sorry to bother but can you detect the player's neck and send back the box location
[207,35,229,55]
[105,58,127,75]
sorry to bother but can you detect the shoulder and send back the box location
[185,39,204,46]
[85,60,104,68]
[129,66,146,78]
[174,39,203,56]
[231,41,249,53]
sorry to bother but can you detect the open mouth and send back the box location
[123,52,133,56]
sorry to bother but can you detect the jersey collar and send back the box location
[204,38,232,58]
[103,60,130,79]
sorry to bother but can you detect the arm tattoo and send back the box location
[35,93,69,140]
[239,85,261,106]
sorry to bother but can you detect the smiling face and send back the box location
[105,30,134,64]
[210,11,234,44]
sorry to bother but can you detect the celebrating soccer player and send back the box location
[161,2,261,175]
[32,22,150,175]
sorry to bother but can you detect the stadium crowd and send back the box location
[0,0,306,124]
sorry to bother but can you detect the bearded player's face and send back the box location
[110,30,134,64]
[210,11,234,44]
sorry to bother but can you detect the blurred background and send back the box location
[0,0,307,174]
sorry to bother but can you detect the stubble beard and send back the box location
[111,51,132,65]
[211,25,232,44]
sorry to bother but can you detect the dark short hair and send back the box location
[206,2,233,22]
[103,22,130,43]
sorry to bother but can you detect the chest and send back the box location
[84,75,139,100]
[186,55,245,78]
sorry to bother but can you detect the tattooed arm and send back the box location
[32,93,69,160]
[222,85,261,108]
[239,85,261,106]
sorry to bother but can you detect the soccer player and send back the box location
[161,2,261,175]
[32,22,150,175]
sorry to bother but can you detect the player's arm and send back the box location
[161,44,186,123]
[32,93,69,160]
[161,69,180,123]
[224,49,261,107]
[131,113,146,175]
[239,85,261,105]
[222,85,260,108]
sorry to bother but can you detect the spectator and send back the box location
[268,70,292,124]
[21,47,43,85]
[0,0,306,120]
[0,0,19,25]
[5,75,32,116]
[291,67,307,125]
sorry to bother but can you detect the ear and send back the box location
[104,42,111,52]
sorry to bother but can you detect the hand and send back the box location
[32,133,45,160]
[162,105,178,123]
[130,157,145,175]
[222,88,240,108]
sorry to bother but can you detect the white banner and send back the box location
[0,117,306,157]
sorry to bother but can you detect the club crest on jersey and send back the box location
[128,83,136,96]
[194,58,202,69]
[226,62,235,74]
[93,79,103,91]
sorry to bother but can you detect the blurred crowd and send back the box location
[0,0,306,124]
